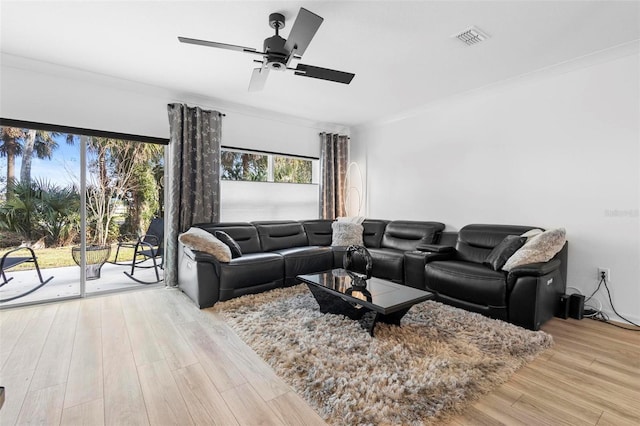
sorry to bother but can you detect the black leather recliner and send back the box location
[367,221,445,282]
[253,221,333,286]
[178,222,285,307]
[424,224,568,330]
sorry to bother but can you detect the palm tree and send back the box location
[0,127,24,197]
[21,130,77,185]
[1,127,77,198]
[21,130,57,184]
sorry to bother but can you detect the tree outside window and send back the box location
[221,149,314,184]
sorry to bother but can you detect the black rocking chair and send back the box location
[1,247,54,302]
[123,218,164,284]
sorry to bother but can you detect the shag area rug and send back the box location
[212,285,553,425]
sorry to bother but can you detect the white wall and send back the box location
[0,54,346,221]
[352,51,640,323]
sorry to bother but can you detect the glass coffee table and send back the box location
[297,268,434,336]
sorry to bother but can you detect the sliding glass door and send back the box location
[0,123,165,307]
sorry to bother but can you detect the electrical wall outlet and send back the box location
[598,267,610,282]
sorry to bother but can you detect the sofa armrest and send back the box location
[507,259,561,280]
[508,264,565,330]
[178,243,221,308]
[180,243,222,276]
[404,249,458,289]
[416,244,455,254]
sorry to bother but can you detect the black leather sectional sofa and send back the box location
[178,219,567,330]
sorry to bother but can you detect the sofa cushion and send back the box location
[483,235,527,271]
[456,224,539,264]
[273,246,333,281]
[331,221,364,246]
[194,222,262,254]
[503,228,567,271]
[217,252,284,299]
[214,230,242,258]
[179,227,231,262]
[301,220,334,246]
[381,221,445,251]
[367,248,405,282]
[425,260,507,307]
[253,221,308,252]
[362,220,388,248]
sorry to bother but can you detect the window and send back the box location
[221,149,316,184]
[219,148,319,222]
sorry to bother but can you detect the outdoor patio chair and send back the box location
[0,246,54,303]
[112,217,161,266]
[123,217,164,284]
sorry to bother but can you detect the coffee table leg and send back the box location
[365,308,411,336]
[359,311,378,336]
[307,284,415,336]
[378,308,411,326]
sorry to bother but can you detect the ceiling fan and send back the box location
[178,8,355,91]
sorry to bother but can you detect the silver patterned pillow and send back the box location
[179,227,231,262]
[331,221,364,246]
[502,228,566,271]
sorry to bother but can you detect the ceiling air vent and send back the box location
[453,26,489,46]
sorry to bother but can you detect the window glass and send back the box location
[221,150,268,181]
[220,149,316,184]
[274,156,312,184]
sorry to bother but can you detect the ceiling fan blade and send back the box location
[283,8,323,56]
[178,36,264,56]
[294,64,355,84]
[248,66,270,91]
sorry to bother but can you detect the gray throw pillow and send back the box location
[178,227,231,262]
[214,230,242,258]
[331,221,364,246]
[502,228,566,271]
[483,235,527,271]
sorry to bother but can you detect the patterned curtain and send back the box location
[165,104,222,286]
[319,133,349,219]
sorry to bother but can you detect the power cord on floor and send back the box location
[584,275,640,331]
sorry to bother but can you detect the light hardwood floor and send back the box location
[0,287,638,425]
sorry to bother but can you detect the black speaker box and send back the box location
[556,294,570,319]
[569,294,585,320]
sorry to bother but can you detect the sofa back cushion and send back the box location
[301,220,334,246]
[253,221,308,252]
[456,224,538,264]
[362,220,388,248]
[381,221,445,251]
[194,222,262,254]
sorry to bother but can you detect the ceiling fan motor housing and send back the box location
[263,35,288,70]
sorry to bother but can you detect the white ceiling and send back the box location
[1,1,639,126]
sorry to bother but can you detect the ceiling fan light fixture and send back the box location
[453,26,490,46]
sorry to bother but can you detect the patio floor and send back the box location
[0,259,163,307]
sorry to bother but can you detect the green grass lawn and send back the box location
[0,245,138,271]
